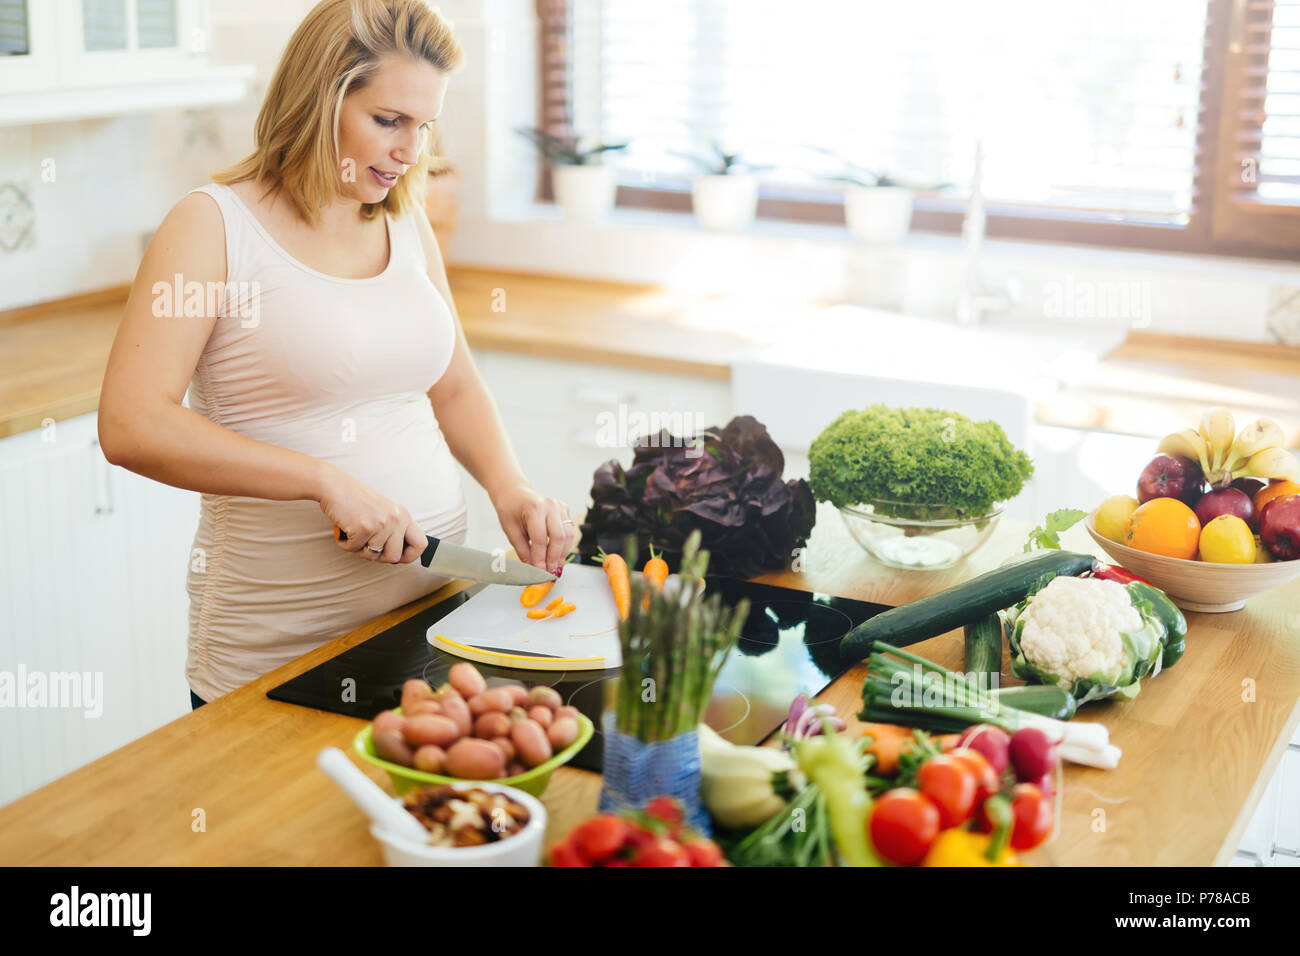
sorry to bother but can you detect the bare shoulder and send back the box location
[147,189,228,285]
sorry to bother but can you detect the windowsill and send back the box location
[479,199,1300,282]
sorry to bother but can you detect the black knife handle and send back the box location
[333,525,439,564]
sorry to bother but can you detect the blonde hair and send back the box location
[214,0,464,224]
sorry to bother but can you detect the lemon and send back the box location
[1095,495,1139,543]
[1198,514,1256,564]
[1254,536,1275,563]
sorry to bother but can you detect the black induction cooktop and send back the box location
[268,577,891,772]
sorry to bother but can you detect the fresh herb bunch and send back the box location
[613,529,750,742]
[808,404,1034,519]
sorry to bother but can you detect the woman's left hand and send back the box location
[491,482,575,575]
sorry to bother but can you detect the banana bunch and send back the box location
[1158,407,1299,489]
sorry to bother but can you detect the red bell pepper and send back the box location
[1089,563,1151,586]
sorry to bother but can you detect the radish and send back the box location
[957,724,1011,776]
[1009,727,1058,782]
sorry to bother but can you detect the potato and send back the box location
[444,738,506,780]
[547,716,579,751]
[413,745,446,774]
[404,714,461,748]
[448,662,487,699]
[554,705,581,723]
[372,710,405,737]
[468,689,513,716]
[510,719,553,769]
[373,729,414,767]
[403,699,442,718]
[506,761,527,778]
[508,706,528,724]
[491,736,516,762]
[400,678,436,712]
[526,705,553,729]
[525,685,562,712]
[502,683,529,707]
[474,712,512,740]
[438,694,473,737]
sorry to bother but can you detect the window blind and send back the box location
[556,0,1209,224]
[0,0,28,57]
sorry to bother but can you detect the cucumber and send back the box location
[963,612,1003,681]
[992,684,1078,720]
[840,550,1097,662]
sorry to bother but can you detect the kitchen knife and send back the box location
[333,526,555,586]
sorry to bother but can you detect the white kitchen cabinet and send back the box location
[0,411,196,806]
[0,0,253,128]
[0,0,60,93]
[456,350,732,552]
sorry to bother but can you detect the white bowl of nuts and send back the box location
[371,781,547,867]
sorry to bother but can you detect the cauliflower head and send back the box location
[1016,577,1138,686]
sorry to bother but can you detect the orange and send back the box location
[1123,497,1201,560]
[1198,514,1256,563]
[1254,480,1300,514]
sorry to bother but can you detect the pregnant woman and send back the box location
[97,0,574,707]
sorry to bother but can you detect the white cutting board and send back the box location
[427,564,623,670]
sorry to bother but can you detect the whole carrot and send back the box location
[642,545,669,610]
[520,580,555,608]
[597,549,631,621]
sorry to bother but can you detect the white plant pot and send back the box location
[551,164,617,222]
[691,173,759,231]
[843,185,914,244]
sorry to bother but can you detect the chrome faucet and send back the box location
[957,140,1018,325]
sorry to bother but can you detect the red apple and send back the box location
[1260,494,1300,561]
[1195,487,1257,532]
[1137,454,1204,506]
[1232,477,1265,501]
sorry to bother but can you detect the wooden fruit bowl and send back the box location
[1086,512,1300,612]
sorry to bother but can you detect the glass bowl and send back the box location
[838,499,1005,571]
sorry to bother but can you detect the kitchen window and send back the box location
[537,0,1300,259]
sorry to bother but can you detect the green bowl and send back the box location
[353,711,594,797]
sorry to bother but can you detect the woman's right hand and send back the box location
[317,464,426,564]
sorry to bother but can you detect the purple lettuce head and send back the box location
[578,415,816,577]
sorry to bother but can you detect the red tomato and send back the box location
[570,816,628,863]
[949,748,999,805]
[682,839,724,867]
[917,755,977,828]
[868,788,941,866]
[643,796,685,827]
[633,837,691,867]
[548,840,586,867]
[1009,783,1053,850]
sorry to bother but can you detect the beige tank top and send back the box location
[183,183,467,701]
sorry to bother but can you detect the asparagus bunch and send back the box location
[614,530,750,742]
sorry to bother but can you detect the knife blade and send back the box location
[333,526,555,586]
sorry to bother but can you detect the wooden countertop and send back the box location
[1,510,1296,866]
[5,268,1298,444]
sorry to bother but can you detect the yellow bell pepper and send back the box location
[922,795,1020,866]
[922,828,1020,867]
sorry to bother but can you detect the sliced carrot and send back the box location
[526,607,551,620]
[598,552,631,621]
[549,601,577,619]
[544,596,564,612]
[520,580,555,609]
